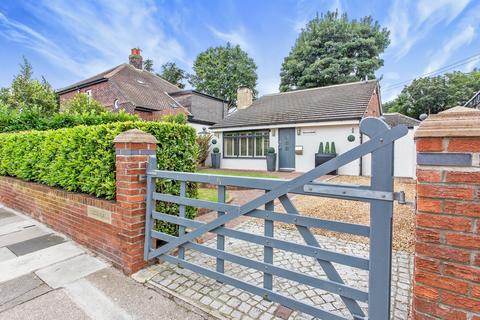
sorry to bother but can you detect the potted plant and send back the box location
[315,141,338,175]
[211,147,221,168]
[266,147,276,172]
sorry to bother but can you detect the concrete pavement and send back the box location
[0,205,205,320]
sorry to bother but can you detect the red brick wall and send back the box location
[0,130,157,274]
[412,107,480,319]
[0,177,125,266]
[59,81,135,114]
[364,87,381,117]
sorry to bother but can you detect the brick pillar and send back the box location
[413,107,480,319]
[114,129,158,274]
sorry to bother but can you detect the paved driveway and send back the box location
[0,206,204,320]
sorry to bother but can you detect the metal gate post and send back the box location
[368,139,394,319]
[144,155,157,260]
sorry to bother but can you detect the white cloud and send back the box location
[0,0,188,81]
[424,25,475,73]
[463,59,480,72]
[417,0,470,24]
[257,77,280,96]
[209,26,252,53]
[384,0,472,58]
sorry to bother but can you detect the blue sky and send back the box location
[0,0,479,102]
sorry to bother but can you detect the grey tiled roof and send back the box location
[108,64,183,112]
[382,113,420,128]
[211,80,378,129]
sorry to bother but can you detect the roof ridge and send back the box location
[122,64,181,91]
[104,64,128,78]
[260,80,378,98]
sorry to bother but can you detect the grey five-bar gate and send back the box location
[143,117,408,319]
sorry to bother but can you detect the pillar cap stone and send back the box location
[415,106,480,138]
[113,129,158,144]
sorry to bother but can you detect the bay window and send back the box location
[223,130,270,158]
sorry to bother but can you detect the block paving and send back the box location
[147,220,413,319]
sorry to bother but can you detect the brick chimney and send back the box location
[129,48,143,69]
[236,86,253,110]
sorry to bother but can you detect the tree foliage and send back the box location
[61,93,106,115]
[143,58,154,72]
[158,62,187,89]
[189,43,258,107]
[161,113,188,124]
[279,11,390,91]
[384,70,480,119]
[0,57,58,115]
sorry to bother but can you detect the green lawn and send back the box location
[197,168,279,179]
[197,188,231,202]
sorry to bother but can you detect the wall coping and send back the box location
[415,106,480,138]
[113,129,158,144]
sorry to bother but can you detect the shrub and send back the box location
[0,108,140,133]
[318,142,324,153]
[61,93,106,115]
[196,133,212,166]
[0,121,198,235]
[267,147,275,154]
[162,113,187,124]
[212,147,220,153]
[324,142,330,154]
[330,142,336,154]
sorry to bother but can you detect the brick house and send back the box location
[57,48,228,131]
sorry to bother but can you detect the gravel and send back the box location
[270,176,416,252]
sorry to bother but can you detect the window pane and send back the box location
[225,137,233,156]
[263,135,269,156]
[248,137,254,156]
[255,136,263,156]
[240,137,247,156]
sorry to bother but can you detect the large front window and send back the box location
[223,131,269,158]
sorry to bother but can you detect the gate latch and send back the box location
[394,191,406,204]
[304,183,407,204]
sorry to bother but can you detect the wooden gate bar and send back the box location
[264,194,274,291]
[151,211,369,270]
[178,181,186,260]
[152,230,368,302]
[216,185,226,275]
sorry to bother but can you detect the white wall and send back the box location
[295,124,361,175]
[361,127,417,178]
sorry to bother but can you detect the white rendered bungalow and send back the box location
[209,80,418,178]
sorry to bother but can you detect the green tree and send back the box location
[143,58,154,72]
[384,70,480,119]
[61,93,106,115]
[161,113,187,124]
[0,57,58,115]
[280,11,390,91]
[158,62,187,89]
[189,43,257,107]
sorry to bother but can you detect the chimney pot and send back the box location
[129,48,143,69]
[236,86,253,110]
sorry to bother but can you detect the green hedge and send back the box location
[0,110,140,133]
[0,121,198,234]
